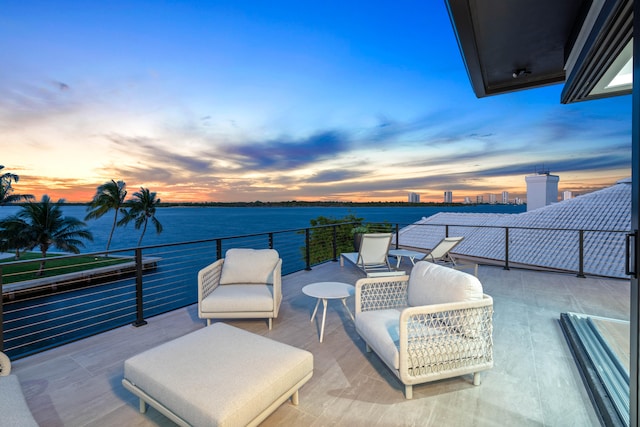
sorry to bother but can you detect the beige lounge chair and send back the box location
[391,236,476,275]
[197,248,282,330]
[422,236,464,264]
[355,261,493,399]
[340,233,400,276]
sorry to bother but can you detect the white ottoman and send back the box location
[122,323,313,427]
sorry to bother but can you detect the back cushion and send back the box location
[407,261,482,307]
[219,248,280,285]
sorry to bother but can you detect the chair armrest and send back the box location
[399,294,494,336]
[0,351,11,376]
[398,295,494,376]
[271,259,283,315]
[399,294,493,352]
[400,294,493,319]
[198,258,224,301]
[355,275,409,314]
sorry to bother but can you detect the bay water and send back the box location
[0,204,525,253]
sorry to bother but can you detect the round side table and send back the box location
[302,282,355,343]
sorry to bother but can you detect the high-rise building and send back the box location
[444,191,453,203]
[563,190,573,200]
[408,192,420,203]
[502,191,509,204]
[525,171,559,211]
[464,196,472,204]
[476,195,484,204]
[489,194,497,204]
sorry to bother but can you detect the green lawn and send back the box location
[0,252,131,284]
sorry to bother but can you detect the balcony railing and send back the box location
[398,222,630,278]
[0,221,629,359]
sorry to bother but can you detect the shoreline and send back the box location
[1,201,525,208]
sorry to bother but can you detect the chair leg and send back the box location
[206,319,211,326]
[291,390,299,405]
[365,343,372,353]
[268,318,273,330]
[404,384,413,399]
[473,372,481,385]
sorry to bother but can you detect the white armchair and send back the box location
[0,351,39,426]
[355,261,493,399]
[198,248,282,330]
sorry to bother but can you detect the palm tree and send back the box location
[85,180,127,252]
[0,165,34,205]
[0,216,31,259]
[118,188,163,246]
[17,195,93,275]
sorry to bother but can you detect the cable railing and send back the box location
[394,222,630,278]
[0,220,630,359]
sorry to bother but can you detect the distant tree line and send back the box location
[0,167,163,269]
[157,200,467,208]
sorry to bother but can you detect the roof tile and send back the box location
[396,181,631,278]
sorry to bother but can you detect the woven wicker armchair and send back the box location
[198,248,282,330]
[355,261,493,399]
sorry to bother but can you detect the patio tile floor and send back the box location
[10,260,630,426]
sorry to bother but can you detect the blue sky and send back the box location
[1,1,631,202]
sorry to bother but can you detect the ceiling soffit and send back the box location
[446,0,589,98]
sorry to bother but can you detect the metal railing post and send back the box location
[216,239,222,260]
[268,233,274,249]
[132,248,148,327]
[305,228,312,270]
[577,230,586,278]
[626,231,638,277]
[395,223,399,249]
[332,225,338,262]
[445,224,449,238]
[0,267,4,352]
[504,227,510,270]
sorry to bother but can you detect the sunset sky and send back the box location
[1,1,632,203]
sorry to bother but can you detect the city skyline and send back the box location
[1,1,632,203]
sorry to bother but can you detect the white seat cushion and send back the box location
[200,284,274,313]
[219,248,279,285]
[355,309,402,369]
[407,261,482,307]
